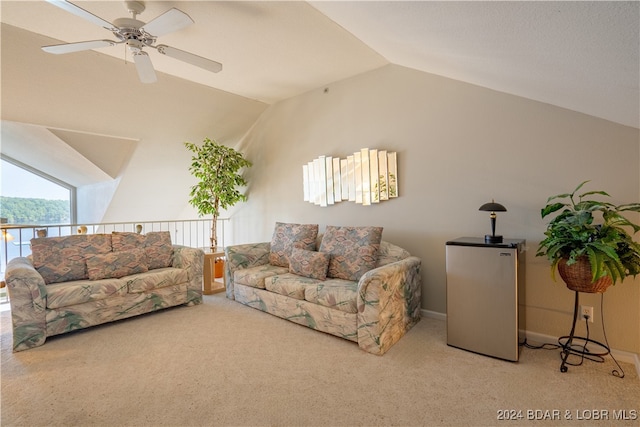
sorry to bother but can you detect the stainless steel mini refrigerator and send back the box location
[446,237,526,361]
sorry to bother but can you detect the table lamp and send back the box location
[479,200,507,243]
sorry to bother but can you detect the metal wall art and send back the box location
[303,148,398,207]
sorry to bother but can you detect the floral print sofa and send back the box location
[225,223,422,355]
[5,231,203,351]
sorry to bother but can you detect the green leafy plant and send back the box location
[184,138,252,248]
[536,181,640,285]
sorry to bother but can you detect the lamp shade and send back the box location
[479,201,507,212]
[478,200,507,243]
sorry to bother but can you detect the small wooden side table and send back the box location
[202,247,225,295]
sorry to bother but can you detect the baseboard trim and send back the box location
[421,309,640,378]
[422,309,446,321]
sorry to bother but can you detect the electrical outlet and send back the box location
[580,305,594,323]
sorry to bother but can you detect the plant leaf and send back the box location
[541,203,566,218]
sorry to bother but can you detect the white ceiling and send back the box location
[1,1,639,129]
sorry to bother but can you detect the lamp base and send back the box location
[485,234,503,244]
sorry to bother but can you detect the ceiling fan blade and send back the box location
[156,45,223,73]
[133,51,157,84]
[141,8,194,37]
[42,40,119,54]
[46,0,114,30]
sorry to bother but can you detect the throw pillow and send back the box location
[269,222,319,267]
[144,231,173,269]
[86,248,149,280]
[111,232,145,251]
[288,247,330,281]
[31,234,112,284]
[112,231,173,270]
[319,226,383,281]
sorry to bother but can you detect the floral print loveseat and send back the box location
[5,231,203,351]
[225,223,422,355]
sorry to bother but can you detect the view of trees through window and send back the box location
[0,158,73,225]
[1,197,70,224]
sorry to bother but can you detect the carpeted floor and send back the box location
[1,293,639,427]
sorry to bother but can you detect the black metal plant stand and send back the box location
[558,291,611,373]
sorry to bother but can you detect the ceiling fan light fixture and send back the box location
[126,39,144,52]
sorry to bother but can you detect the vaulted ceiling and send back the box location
[2,0,638,129]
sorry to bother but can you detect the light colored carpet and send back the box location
[1,293,638,427]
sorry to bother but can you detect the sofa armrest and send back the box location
[224,242,271,299]
[356,256,422,355]
[5,257,48,351]
[172,245,204,305]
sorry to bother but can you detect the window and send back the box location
[1,157,75,225]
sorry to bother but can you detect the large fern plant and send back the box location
[536,181,640,285]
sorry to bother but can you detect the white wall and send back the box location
[230,64,640,353]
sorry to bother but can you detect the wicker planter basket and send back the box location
[558,257,613,293]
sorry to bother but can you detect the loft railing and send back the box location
[0,218,229,276]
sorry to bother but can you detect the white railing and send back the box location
[0,218,229,276]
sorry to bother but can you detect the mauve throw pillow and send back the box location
[319,226,383,281]
[288,247,330,280]
[269,222,319,267]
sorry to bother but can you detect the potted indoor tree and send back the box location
[536,181,640,293]
[184,137,252,250]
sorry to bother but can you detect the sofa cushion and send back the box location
[288,247,330,280]
[31,234,112,284]
[86,248,149,280]
[319,226,383,281]
[269,222,318,268]
[125,267,189,293]
[112,231,173,270]
[234,264,289,289]
[304,279,358,314]
[265,273,319,300]
[46,277,128,309]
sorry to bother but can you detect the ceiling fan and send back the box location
[42,0,223,83]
